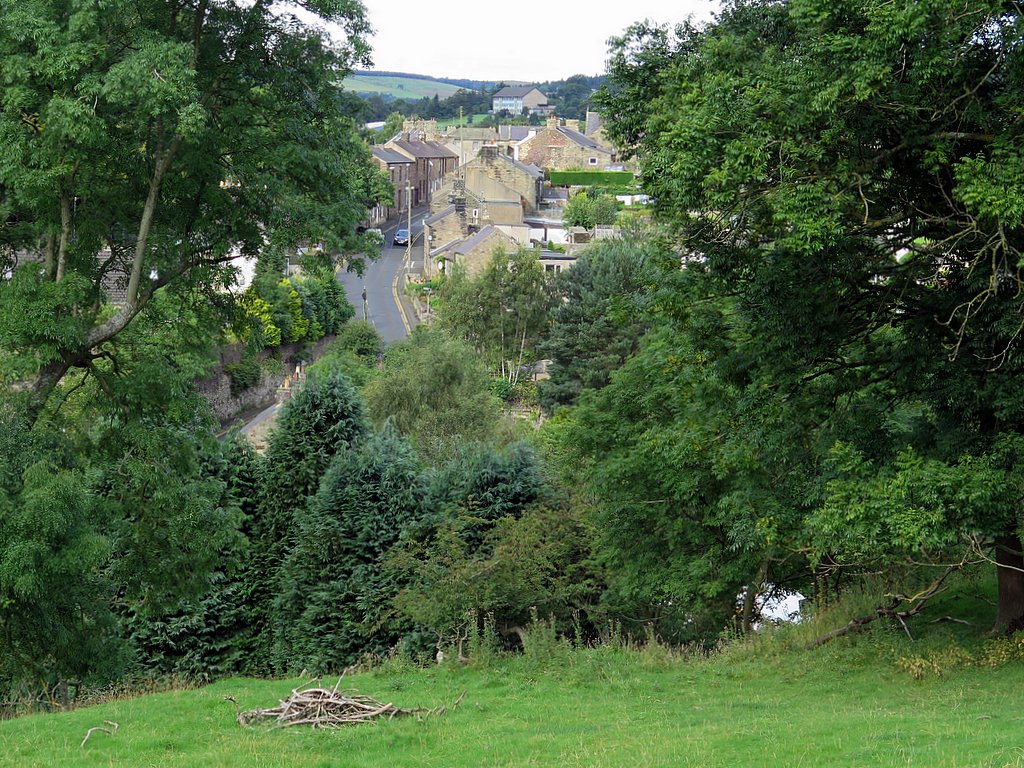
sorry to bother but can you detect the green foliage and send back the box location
[589,0,1024,629]
[364,328,511,465]
[562,192,620,230]
[224,357,262,397]
[334,319,384,364]
[274,427,425,673]
[537,234,654,410]
[388,442,555,640]
[240,370,370,674]
[125,437,260,681]
[436,248,550,383]
[547,171,634,186]
[230,288,282,349]
[0,350,244,692]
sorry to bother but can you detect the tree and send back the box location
[0,0,378,422]
[562,192,620,230]
[0,293,244,692]
[604,0,1024,629]
[241,369,369,672]
[274,426,425,673]
[592,20,699,160]
[388,441,555,645]
[364,328,512,465]
[437,247,550,384]
[537,233,654,410]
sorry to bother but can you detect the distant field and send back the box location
[437,114,491,128]
[343,74,465,100]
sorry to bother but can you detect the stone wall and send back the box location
[195,336,336,426]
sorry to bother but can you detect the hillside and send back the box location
[342,73,474,100]
[4,633,1022,766]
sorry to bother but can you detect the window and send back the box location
[588,157,598,165]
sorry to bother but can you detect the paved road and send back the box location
[337,212,427,343]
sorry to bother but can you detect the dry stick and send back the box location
[229,681,466,729]
[80,721,119,748]
[804,562,961,650]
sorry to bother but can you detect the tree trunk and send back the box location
[993,534,1024,633]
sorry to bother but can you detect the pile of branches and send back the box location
[226,679,464,729]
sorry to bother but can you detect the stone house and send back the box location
[491,86,551,116]
[431,225,518,276]
[385,132,459,206]
[369,146,414,222]
[439,125,500,165]
[397,119,499,165]
[513,116,615,171]
[420,146,542,276]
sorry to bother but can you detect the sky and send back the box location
[354,1,721,83]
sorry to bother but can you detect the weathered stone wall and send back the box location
[517,128,612,172]
[195,336,336,425]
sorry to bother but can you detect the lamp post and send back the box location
[405,181,412,283]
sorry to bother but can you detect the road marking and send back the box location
[392,268,412,336]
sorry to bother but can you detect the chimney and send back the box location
[546,114,558,129]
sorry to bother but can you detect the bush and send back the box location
[224,357,262,396]
[548,170,634,186]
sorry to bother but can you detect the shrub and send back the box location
[224,357,262,396]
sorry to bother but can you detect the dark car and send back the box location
[393,228,410,246]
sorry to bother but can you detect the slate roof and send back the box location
[424,205,457,226]
[372,146,413,164]
[454,225,500,254]
[390,139,459,159]
[498,126,534,142]
[493,86,544,98]
[559,126,606,150]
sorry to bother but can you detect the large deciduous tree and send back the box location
[0,0,386,688]
[601,0,1024,629]
[0,0,383,418]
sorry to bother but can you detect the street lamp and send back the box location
[405,181,412,283]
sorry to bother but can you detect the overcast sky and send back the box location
[356,1,721,83]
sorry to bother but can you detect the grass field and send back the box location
[3,582,1023,768]
[342,74,464,100]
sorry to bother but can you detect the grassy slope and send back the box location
[342,74,464,100]
[3,577,1019,767]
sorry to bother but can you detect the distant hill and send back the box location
[342,71,527,100]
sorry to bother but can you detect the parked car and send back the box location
[393,228,410,246]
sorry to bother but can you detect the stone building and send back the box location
[420,146,542,276]
[513,116,615,171]
[430,225,518,276]
[491,86,551,116]
[385,131,459,206]
[369,146,414,223]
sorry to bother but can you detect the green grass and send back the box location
[3,578,1020,767]
[342,74,464,100]
[4,643,1023,766]
[436,114,491,129]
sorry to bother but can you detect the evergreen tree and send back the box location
[241,370,369,673]
[274,426,425,673]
